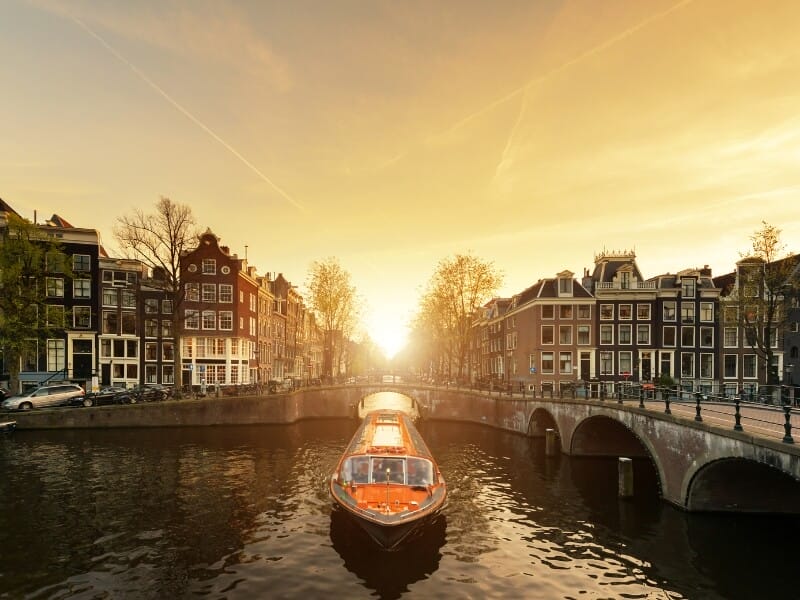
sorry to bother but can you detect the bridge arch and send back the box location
[686,457,800,513]
[527,407,559,438]
[569,414,665,498]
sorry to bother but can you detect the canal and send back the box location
[0,397,797,598]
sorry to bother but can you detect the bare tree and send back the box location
[305,257,360,379]
[114,197,198,395]
[416,253,502,380]
[728,222,799,386]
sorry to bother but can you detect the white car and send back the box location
[1,384,85,411]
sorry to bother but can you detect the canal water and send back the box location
[1,397,797,598]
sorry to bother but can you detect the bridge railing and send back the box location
[417,379,798,445]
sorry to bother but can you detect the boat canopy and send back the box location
[339,455,435,486]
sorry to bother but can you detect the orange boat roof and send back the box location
[344,410,434,460]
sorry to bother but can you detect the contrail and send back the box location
[437,0,696,140]
[69,15,306,213]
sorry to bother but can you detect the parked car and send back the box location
[1,384,85,411]
[129,383,171,402]
[72,386,132,407]
[0,387,11,401]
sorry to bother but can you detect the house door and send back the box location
[72,340,93,379]
[580,352,591,380]
[640,351,652,381]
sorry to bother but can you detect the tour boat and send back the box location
[329,409,447,549]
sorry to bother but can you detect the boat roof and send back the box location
[343,410,434,460]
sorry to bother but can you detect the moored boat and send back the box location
[329,410,446,549]
[0,421,16,433]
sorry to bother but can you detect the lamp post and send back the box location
[785,363,794,406]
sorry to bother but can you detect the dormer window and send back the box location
[681,278,696,298]
[620,271,631,289]
[559,277,572,295]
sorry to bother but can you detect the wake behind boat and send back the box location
[329,409,446,550]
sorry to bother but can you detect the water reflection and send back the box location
[358,391,417,419]
[329,507,446,599]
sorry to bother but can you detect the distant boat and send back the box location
[329,410,446,550]
[0,421,17,433]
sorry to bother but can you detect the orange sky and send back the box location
[2,0,799,356]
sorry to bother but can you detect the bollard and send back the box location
[545,428,558,456]
[617,388,623,404]
[694,392,703,422]
[618,457,634,498]
[638,387,645,409]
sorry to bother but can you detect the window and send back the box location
[600,324,613,344]
[620,271,631,289]
[618,324,632,344]
[577,325,590,345]
[619,304,632,320]
[663,326,676,347]
[122,291,136,308]
[637,304,651,320]
[681,278,696,298]
[660,352,672,378]
[185,309,199,329]
[578,305,591,319]
[700,302,714,322]
[559,325,572,344]
[47,254,65,273]
[700,327,714,348]
[724,328,738,347]
[162,320,172,337]
[600,304,614,320]
[700,354,713,378]
[681,353,695,378]
[145,364,157,383]
[127,340,138,358]
[186,283,200,302]
[559,278,571,294]
[542,305,554,319]
[219,284,233,303]
[541,352,554,374]
[46,278,64,298]
[103,288,118,306]
[202,283,216,303]
[162,299,173,314]
[202,310,216,329]
[663,301,676,321]
[724,354,737,378]
[47,339,65,371]
[163,365,174,384]
[202,258,216,274]
[600,351,613,375]
[73,254,91,272]
[619,351,632,375]
[162,342,174,361]
[73,279,91,299]
[145,342,158,361]
[145,299,159,314]
[559,305,573,319]
[681,327,695,347]
[637,324,650,345]
[742,355,756,378]
[219,311,233,330]
[541,325,554,344]
[145,318,159,337]
[47,305,65,326]
[559,352,572,374]
[681,302,695,323]
[73,306,91,328]
[102,311,118,334]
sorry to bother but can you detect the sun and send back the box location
[368,318,408,359]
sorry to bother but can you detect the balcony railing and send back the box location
[595,281,657,290]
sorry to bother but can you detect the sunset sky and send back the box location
[2,0,799,357]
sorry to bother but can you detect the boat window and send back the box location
[372,457,404,483]
[407,457,433,486]
[341,457,370,484]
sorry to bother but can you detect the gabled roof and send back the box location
[0,198,21,217]
[45,214,74,228]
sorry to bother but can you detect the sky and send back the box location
[2,0,800,358]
